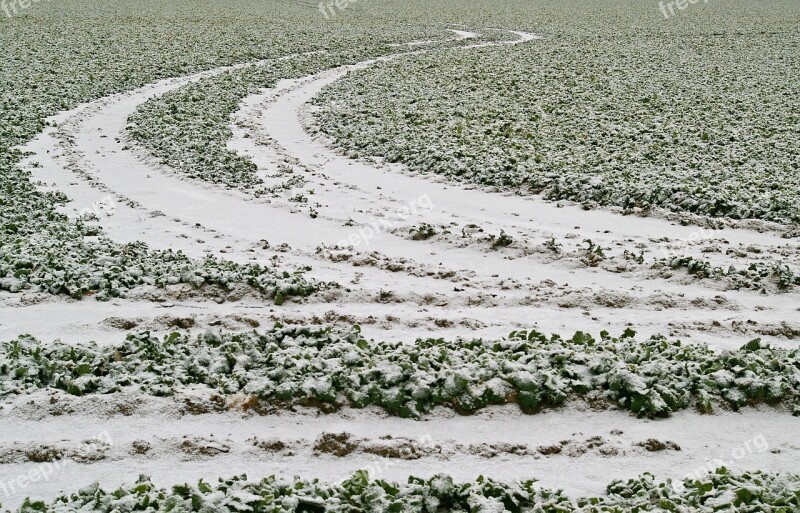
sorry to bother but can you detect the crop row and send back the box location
[0,163,315,301]
[2,326,798,418]
[663,256,800,291]
[126,34,503,191]
[0,0,452,302]
[311,29,800,227]
[0,229,316,301]
[11,469,799,513]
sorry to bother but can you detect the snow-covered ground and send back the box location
[1,394,797,507]
[2,27,798,510]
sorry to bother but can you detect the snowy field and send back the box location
[0,0,798,511]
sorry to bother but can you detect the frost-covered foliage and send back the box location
[12,469,800,513]
[0,237,314,301]
[312,2,800,226]
[126,35,501,191]
[2,326,798,418]
[664,256,800,291]
[0,0,451,301]
[127,52,392,191]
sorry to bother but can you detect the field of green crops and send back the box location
[4,327,800,418]
[313,1,800,226]
[1,0,798,511]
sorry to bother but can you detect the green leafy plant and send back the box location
[2,327,798,419]
[11,470,799,513]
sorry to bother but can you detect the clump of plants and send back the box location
[2,326,798,419]
[0,236,315,303]
[12,469,800,513]
[664,256,800,291]
[489,230,514,249]
[581,238,606,267]
[409,223,437,240]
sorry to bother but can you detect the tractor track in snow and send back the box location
[0,391,797,506]
[9,28,799,347]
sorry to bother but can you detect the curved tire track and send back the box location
[12,28,800,347]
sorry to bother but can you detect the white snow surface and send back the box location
[2,27,799,509]
[0,398,797,510]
